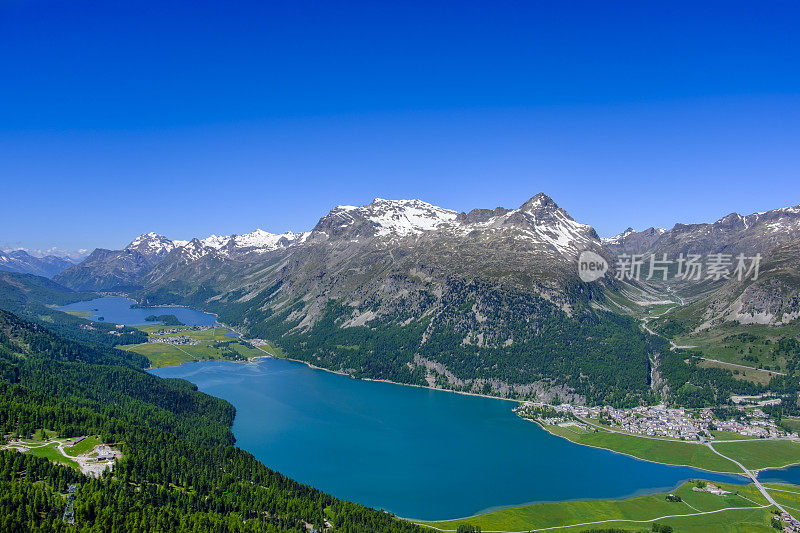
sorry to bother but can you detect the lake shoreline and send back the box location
[137,318,800,478]
[73,296,788,519]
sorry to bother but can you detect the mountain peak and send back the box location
[519,193,558,212]
[125,232,176,260]
[318,198,458,239]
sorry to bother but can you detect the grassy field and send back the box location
[713,439,800,470]
[64,435,102,456]
[27,442,79,469]
[672,321,800,375]
[417,481,773,532]
[710,430,758,441]
[544,423,739,472]
[697,359,776,385]
[12,429,59,444]
[782,417,800,434]
[546,421,800,472]
[120,325,268,367]
[763,483,800,513]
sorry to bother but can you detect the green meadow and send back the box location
[120,325,269,367]
[418,481,774,532]
[544,423,739,472]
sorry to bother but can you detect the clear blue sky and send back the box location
[2,1,799,254]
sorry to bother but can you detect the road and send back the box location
[416,503,771,533]
[705,442,796,522]
[640,309,781,378]
[699,357,785,376]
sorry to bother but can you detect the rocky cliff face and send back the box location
[683,239,800,329]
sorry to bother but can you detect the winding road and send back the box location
[705,442,796,522]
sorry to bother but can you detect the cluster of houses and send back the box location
[691,482,728,495]
[779,511,800,532]
[147,335,200,346]
[94,444,119,462]
[523,402,795,441]
[249,338,270,346]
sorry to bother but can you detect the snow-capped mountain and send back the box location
[125,232,178,261]
[308,194,599,259]
[174,238,215,263]
[57,193,607,293]
[458,192,600,258]
[199,234,229,250]
[198,229,307,253]
[232,229,308,250]
[311,198,459,240]
[0,249,73,278]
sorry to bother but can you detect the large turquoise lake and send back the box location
[152,359,745,520]
[73,297,745,520]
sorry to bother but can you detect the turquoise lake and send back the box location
[71,297,746,520]
[152,359,745,520]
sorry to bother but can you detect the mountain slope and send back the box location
[0,307,421,532]
[656,238,800,332]
[604,204,800,257]
[135,194,653,405]
[44,192,800,405]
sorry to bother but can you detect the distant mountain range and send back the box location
[44,193,800,403]
[603,204,800,328]
[0,249,74,278]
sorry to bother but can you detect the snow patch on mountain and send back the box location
[125,232,177,259]
[232,229,305,251]
[325,198,459,237]
[199,234,229,249]
[175,239,214,263]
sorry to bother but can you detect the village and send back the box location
[518,401,797,441]
[146,334,200,346]
[150,325,215,335]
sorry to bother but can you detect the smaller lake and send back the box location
[59,296,218,326]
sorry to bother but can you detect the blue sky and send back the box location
[1,1,799,254]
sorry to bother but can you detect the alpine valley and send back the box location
[5,192,800,532]
[51,193,800,408]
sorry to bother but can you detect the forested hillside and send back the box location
[223,279,663,407]
[0,309,422,532]
[0,271,147,348]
